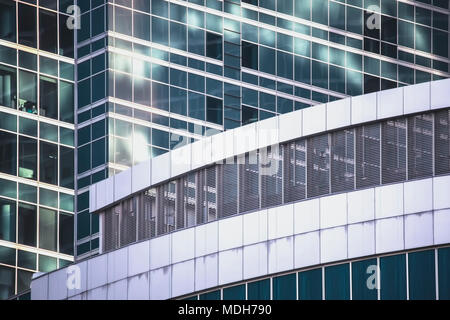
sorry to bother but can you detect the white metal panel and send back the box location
[195,221,218,257]
[31,274,49,300]
[128,240,150,276]
[67,261,87,297]
[107,247,128,283]
[243,242,268,279]
[243,209,268,245]
[218,215,243,251]
[267,204,294,240]
[404,212,433,249]
[404,179,433,215]
[89,184,97,213]
[404,82,430,114]
[327,98,351,130]
[194,253,218,292]
[149,267,171,300]
[294,231,320,268]
[375,184,404,219]
[430,78,450,110]
[303,103,326,136]
[172,228,195,264]
[268,236,294,274]
[320,193,347,229]
[171,144,192,178]
[347,188,375,224]
[433,175,450,210]
[377,87,403,120]
[151,152,171,185]
[434,209,450,245]
[131,160,151,193]
[114,169,132,202]
[87,254,108,290]
[234,122,257,156]
[351,92,377,125]
[107,279,127,300]
[48,269,68,300]
[149,234,171,270]
[320,226,348,263]
[279,110,302,143]
[347,221,375,259]
[171,260,195,298]
[87,286,108,300]
[258,116,279,149]
[375,216,404,254]
[293,198,320,234]
[218,248,243,285]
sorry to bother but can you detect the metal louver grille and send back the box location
[283,141,306,203]
[356,123,381,188]
[261,145,283,208]
[239,152,260,213]
[138,189,156,240]
[307,134,330,198]
[408,114,433,179]
[184,173,197,228]
[120,198,136,247]
[104,206,120,252]
[176,179,185,230]
[331,129,355,193]
[196,169,207,225]
[435,110,450,175]
[218,159,238,218]
[205,166,217,222]
[382,118,407,184]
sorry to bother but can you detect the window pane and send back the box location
[0,0,16,42]
[60,213,74,255]
[223,284,245,300]
[19,70,37,114]
[380,254,406,300]
[39,9,57,53]
[0,198,16,242]
[298,268,322,300]
[40,142,58,185]
[18,203,37,247]
[39,254,57,272]
[0,131,16,176]
[199,290,220,300]
[39,208,57,251]
[18,136,37,180]
[18,3,37,48]
[0,266,15,299]
[273,273,296,300]
[206,96,223,125]
[17,269,33,294]
[408,250,436,300]
[247,279,270,300]
[18,250,36,270]
[0,65,17,109]
[438,247,450,300]
[325,263,350,300]
[351,258,378,300]
[60,146,74,189]
[206,32,222,60]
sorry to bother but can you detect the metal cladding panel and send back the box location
[382,118,407,184]
[407,114,433,180]
[330,129,355,193]
[355,123,381,188]
[435,110,450,175]
[283,140,306,203]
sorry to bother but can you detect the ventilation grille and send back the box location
[382,118,407,184]
[261,145,283,208]
[408,114,433,179]
[239,152,259,213]
[331,129,355,193]
[283,141,306,203]
[356,123,381,188]
[435,110,450,175]
[307,134,330,198]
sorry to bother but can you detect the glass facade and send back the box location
[181,247,450,300]
[75,0,450,259]
[101,108,448,251]
[0,0,75,299]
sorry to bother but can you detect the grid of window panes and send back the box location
[101,108,450,251]
[179,247,450,300]
[0,0,75,299]
[76,0,449,257]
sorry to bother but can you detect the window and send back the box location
[19,71,37,114]
[115,6,132,36]
[380,254,406,300]
[39,9,57,53]
[247,279,270,300]
[398,21,414,48]
[325,264,350,300]
[134,11,150,41]
[298,268,322,300]
[242,41,258,70]
[242,105,258,125]
[152,17,168,46]
[0,266,15,300]
[295,56,310,84]
[39,254,57,272]
[0,65,16,109]
[351,259,378,300]
[206,32,222,60]
[206,96,223,125]
[60,81,74,124]
[170,22,187,50]
[18,203,37,247]
[18,3,37,48]
[0,131,16,176]
[259,46,275,75]
[59,14,74,58]
[18,136,37,180]
[223,285,245,300]
[0,198,16,242]
[273,273,296,300]
[188,27,204,55]
[408,250,436,300]
[0,0,16,42]
[40,141,58,185]
[39,208,57,251]
[438,247,450,299]
[40,76,58,119]
[60,213,74,255]
[277,51,293,80]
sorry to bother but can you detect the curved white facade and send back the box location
[31,79,450,300]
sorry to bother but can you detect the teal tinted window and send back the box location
[59,193,74,212]
[39,208,57,251]
[0,111,16,132]
[325,264,350,300]
[273,273,296,300]
[40,122,58,143]
[223,284,245,300]
[312,60,328,89]
[199,290,220,300]
[152,17,168,46]
[40,188,58,208]
[330,2,345,30]
[415,25,431,53]
[0,178,16,199]
[408,250,436,300]
[438,247,450,300]
[0,246,15,266]
[0,198,16,242]
[39,254,57,272]
[295,56,310,84]
[399,21,414,48]
[298,268,322,300]
[352,259,378,300]
[380,254,406,300]
[18,250,36,270]
[19,183,37,203]
[294,0,310,20]
[19,117,37,137]
[347,6,363,34]
[247,279,270,300]
[312,0,328,25]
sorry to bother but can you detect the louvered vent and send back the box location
[435,109,450,175]
[239,152,260,213]
[283,140,306,203]
[261,145,283,208]
[382,118,407,184]
[356,123,381,188]
[138,189,156,240]
[408,114,433,179]
[218,158,238,218]
[120,198,136,247]
[331,129,355,193]
[307,134,330,198]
